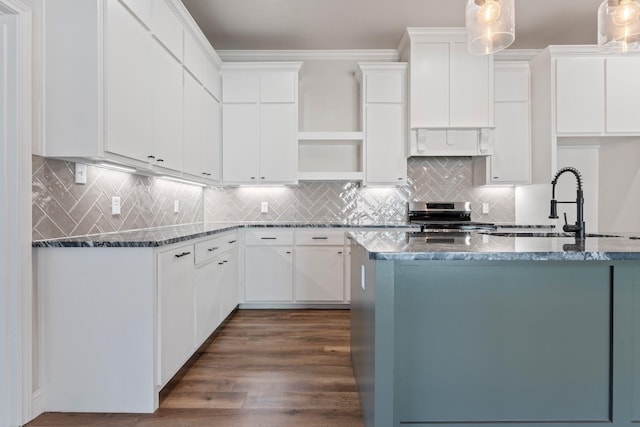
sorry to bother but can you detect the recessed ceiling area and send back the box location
[181,0,603,51]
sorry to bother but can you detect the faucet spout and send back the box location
[549,167,586,240]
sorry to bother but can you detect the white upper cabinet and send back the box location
[222,104,260,184]
[555,57,605,134]
[151,0,183,60]
[119,0,152,27]
[605,57,640,133]
[104,0,154,163]
[221,63,302,185]
[400,28,493,130]
[530,46,640,184]
[42,0,222,184]
[150,38,184,172]
[358,63,408,186]
[474,61,530,186]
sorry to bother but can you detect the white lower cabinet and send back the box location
[245,246,294,301]
[158,244,195,387]
[295,246,344,301]
[220,248,239,320]
[194,233,239,347]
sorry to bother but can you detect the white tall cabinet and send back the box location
[222,63,302,185]
[358,63,408,186]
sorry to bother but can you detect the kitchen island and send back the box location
[349,230,640,427]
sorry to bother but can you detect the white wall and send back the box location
[516,145,599,232]
[556,145,599,233]
[598,138,640,233]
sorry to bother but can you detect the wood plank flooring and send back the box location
[27,309,364,427]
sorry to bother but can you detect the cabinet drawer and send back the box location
[245,229,294,246]
[194,232,239,265]
[296,230,345,246]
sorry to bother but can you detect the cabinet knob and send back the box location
[174,251,191,258]
[156,159,164,163]
[218,262,224,265]
[223,260,228,263]
[261,177,265,179]
[398,177,403,180]
[207,247,219,252]
[338,251,343,254]
[286,251,291,254]
[493,176,499,179]
[147,155,155,159]
[250,177,256,180]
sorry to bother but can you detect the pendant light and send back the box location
[466,0,515,55]
[598,0,640,53]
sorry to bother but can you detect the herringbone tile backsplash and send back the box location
[204,157,515,224]
[33,156,515,240]
[32,156,204,240]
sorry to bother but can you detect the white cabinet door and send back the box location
[184,71,206,177]
[259,72,296,103]
[105,0,153,162]
[365,73,403,103]
[223,71,259,103]
[295,246,344,302]
[410,42,450,128]
[606,57,640,133]
[203,92,222,181]
[259,103,296,183]
[222,104,260,184]
[194,260,222,348]
[220,250,239,319]
[491,102,530,183]
[365,104,406,185]
[151,39,183,172]
[150,0,182,60]
[158,245,194,386]
[449,43,492,128]
[555,57,605,134]
[119,0,151,27]
[245,246,293,302]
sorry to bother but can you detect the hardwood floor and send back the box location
[27,309,364,427]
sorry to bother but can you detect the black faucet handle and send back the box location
[549,199,558,219]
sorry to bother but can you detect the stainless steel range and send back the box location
[408,201,496,232]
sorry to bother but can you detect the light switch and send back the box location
[482,203,490,214]
[260,202,269,213]
[112,196,121,215]
[174,200,180,213]
[74,163,87,185]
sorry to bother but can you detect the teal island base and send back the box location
[350,245,640,427]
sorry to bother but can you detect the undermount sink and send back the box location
[485,232,622,238]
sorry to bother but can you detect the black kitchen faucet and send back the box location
[549,167,586,240]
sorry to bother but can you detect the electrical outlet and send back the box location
[482,203,490,214]
[74,163,87,185]
[112,196,121,215]
[260,201,269,213]
[174,200,180,213]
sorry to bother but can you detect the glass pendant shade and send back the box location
[598,0,640,53]
[466,0,515,55]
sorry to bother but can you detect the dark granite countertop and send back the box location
[348,230,640,261]
[32,222,419,248]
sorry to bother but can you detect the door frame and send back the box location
[0,0,32,426]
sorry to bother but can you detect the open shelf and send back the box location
[297,132,363,182]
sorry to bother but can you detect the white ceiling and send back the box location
[181,0,604,51]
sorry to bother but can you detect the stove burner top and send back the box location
[408,201,496,232]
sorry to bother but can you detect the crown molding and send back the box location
[494,49,542,61]
[217,49,400,62]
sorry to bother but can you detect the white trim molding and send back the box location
[0,1,33,426]
[217,49,400,62]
